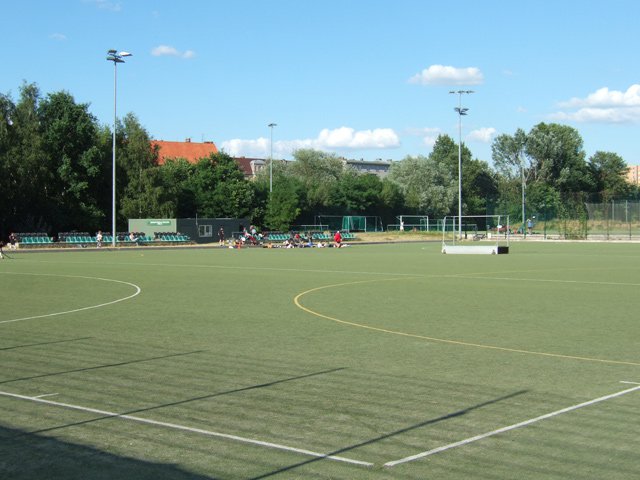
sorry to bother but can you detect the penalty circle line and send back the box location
[0,272,141,325]
[293,279,640,367]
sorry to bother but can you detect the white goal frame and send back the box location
[441,215,510,254]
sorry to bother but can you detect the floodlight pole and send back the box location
[521,154,526,238]
[106,49,132,247]
[449,90,474,240]
[268,123,277,193]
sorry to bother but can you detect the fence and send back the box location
[490,195,640,240]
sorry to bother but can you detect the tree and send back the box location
[0,92,17,237]
[39,90,106,231]
[491,129,531,222]
[157,158,196,217]
[330,171,382,214]
[388,154,455,217]
[4,83,54,232]
[289,149,344,211]
[491,128,528,181]
[588,151,630,199]
[462,158,499,215]
[192,153,255,218]
[525,123,593,193]
[264,175,303,230]
[119,113,159,221]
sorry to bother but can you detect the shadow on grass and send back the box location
[0,337,93,351]
[249,389,529,479]
[0,350,206,385]
[10,367,347,437]
[0,425,215,480]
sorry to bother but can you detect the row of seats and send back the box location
[156,234,190,242]
[12,232,191,246]
[19,236,53,244]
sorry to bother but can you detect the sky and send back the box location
[3,0,640,165]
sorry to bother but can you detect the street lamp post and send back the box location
[449,90,474,240]
[106,49,132,247]
[268,123,277,193]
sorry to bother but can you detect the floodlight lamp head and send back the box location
[108,49,117,54]
[120,51,132,57]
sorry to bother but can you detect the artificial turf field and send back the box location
[0,241,638,480]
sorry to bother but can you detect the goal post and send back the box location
[441,215,510,254]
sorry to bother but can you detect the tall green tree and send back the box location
[119,113,160,221]
[388,154,455,217]
[491,128,529,181]
[39,90,106,231]
[264,175,303,231]
[491,128,530,221]
[330,171,382,214]
[588,151,629,199]
[0,92,17,236]
[289,149,344,212]
[6,83,51,231]
[525,122,593,193]
[156,158,196,217]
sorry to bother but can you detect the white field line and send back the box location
[0,390,373,467]
[0,273,141,324]
[385,384,640,468]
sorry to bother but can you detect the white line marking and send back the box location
[0,390,372,467]
[0,273,141,324]
[620,381,640,385]
[385,385,640,467]
[34,393,59,398]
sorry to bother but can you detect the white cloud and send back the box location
[406,127,441,147]
[221,127,400,158]
[467,127,496,143]
[50,33,67,41]
[86,0,121,12]
[550,107,640,124]
[151,45,196,59]
[409,65,483,86]
[559,85,640,108]
[220,138,271,157]
[552,84,640,123]
[317,127,400,149]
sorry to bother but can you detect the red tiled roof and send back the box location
[152,140,218,165]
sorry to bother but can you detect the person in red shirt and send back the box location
[333,230,342,248]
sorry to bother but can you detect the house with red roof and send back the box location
[151,139,266,179]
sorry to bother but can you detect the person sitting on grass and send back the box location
[129,232,140,246]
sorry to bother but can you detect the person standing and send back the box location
[218,227,225,246]
[8,232,17,250]
[96,230,103,248]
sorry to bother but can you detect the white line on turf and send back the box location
[620,381,640,385]
[34,393,59,398]
[0,273,141,325]
[384,384,640,467]
[0,390,373,467]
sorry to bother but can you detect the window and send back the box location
[199,225,213,237]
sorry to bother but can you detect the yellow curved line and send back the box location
[293,279,640,367]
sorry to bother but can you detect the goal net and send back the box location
[441,215,510,254]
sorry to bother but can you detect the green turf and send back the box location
[1,242,639,479]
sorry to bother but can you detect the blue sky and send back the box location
[4,0,640,165]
